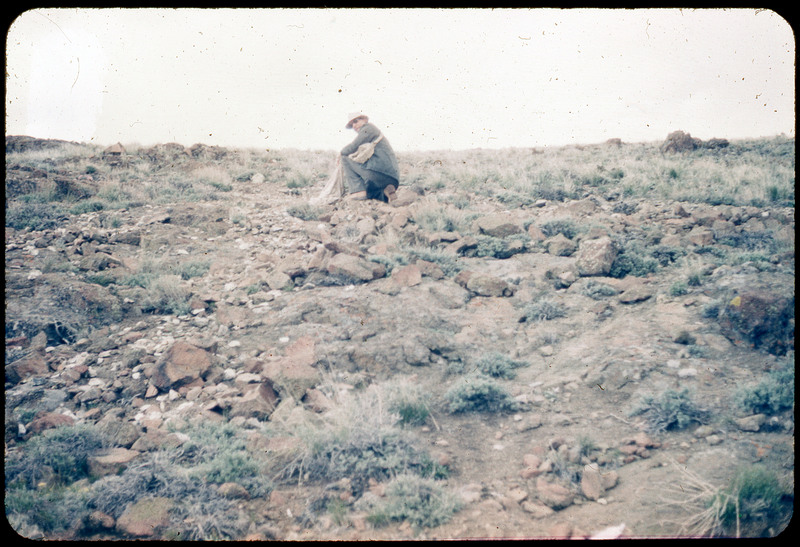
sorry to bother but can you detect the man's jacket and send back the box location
[341,122,399,182]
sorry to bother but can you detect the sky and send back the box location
[5,8,796,152]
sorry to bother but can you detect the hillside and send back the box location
[5,133,794,539]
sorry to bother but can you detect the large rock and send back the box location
[580,465,604,501]
[6,353,50,384]
[88,448,140,478]
[719,289,794,355]
[576,237,617,276]
[536,477,574,509]
[28,411,75,434]
[116,497,173,538]
[150,341,212,390]
[545,233,577,257]
[465,274,514,297]
[261,336,321,399]
[476,214,523,238]
[228,381,280,420]
[326,253,385,283]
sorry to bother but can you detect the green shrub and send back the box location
[474,352,529,379]
[628,388,707,434]
[609,241,659,278]
[734,363,794,415]
[69,199,106,215]
[287,203,321,221]
[5,482,91,535]
[445,374,518,414]
[473,234,528,259]
[540,219,580,239]
[580,280,619,300]
[5,424,108,488]
[716,466,789,536]
[384,379,431,427]
[5,202,65,230]
[175,260,210,280]
[670,281,689,297]
[279,391,447,495]
[361,474,463,529]
[521,298,567,322]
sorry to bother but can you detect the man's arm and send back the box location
[341,124,380,156]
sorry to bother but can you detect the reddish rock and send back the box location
[392,264,422,287]
[116,497,172,538]
[28,412,75,434]
[151,341,211,389]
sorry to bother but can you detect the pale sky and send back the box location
[5,8,795,152]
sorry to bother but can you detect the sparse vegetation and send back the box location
[734,361,794,416]
[629,388,707,434]
[445,373,519,414]
[359,474,463,529]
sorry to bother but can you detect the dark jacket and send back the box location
[341,122,399,182]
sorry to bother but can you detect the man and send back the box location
[340,112,399,203]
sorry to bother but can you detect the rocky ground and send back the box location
[5,136,794,539]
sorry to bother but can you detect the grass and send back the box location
[275,384,449,496]
[474,351,529,379]
[663,458,791,537]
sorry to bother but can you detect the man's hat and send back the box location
[346,112,368,129]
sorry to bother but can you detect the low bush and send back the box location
[734,361,794,415]
[445,374,519,414]
[474,352,529,379]
[287,203,321,221]
[716,466,791,537]
[360,474,463,529]
[5,424,108,488]
[521,298,567,322]
[628,388,707,434]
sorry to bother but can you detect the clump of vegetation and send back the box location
[384,378,432,427]
[277,386,448,496]
[609,239,660,278]
[445,373,519,414]
[521,297,568,322]
[734,361,794,416]
[628,388,707,434]
[287,203,321,221]
[474,352,529,379]
[359,474,463,529]
[716,466,791,537]
[472,234,529,259]
[580,279,619,299]
[5,424,108,488]
[540,219,580,239]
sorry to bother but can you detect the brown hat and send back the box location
[346,111,368,129]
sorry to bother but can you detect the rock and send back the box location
[219,482,251,499]
[618,286,653,304]
[536,477,574,509]
[718,288,794,355]
[28,411,75,434]
[392,264,422,287]
[735,414,766,432]
[476,214,523,238]
[261,336,321,399]
[580,465,604,501]
[116,497,173,538]
[521,501,556,519]
[150,341,212,390]
[688,227,714,246]
[444,236,478,255]
[506,486,529,504]
[601,470,619,491]
[6,353,50,384]
[88,447,140,478]
[576,237,617,276]
[466,274,514,297]
[264,269,293,290]
[228,381,280,420]
[326,253,385,283]
[545,233,577,257]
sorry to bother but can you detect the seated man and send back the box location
[340,112,400,203]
